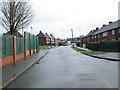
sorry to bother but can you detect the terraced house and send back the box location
[84,20,120,42]
[37,31,47,45]
[50,34,56,45]
[45,33,52,45]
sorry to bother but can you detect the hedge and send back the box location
[86,41,120,52]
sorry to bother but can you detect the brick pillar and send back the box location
[13,36,16,66]
[50,38,51,46]
[24,38,27,60]
[54,39,56,46]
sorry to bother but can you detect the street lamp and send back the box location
[71,29,74,44]
[31,27,33,34]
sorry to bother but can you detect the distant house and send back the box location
[3,31,23,38]
[67,38,79,43]
[50,34,55,45]
[84,28,99,42]
[45,33,51,45]
[84,20,120,42]
[37,31,47,45]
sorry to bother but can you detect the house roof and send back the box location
[50,34,55,39]
[93,20,120,35]
[3,31,23,38]
[37,31,46,38]
[45,33,51,39]
[85,30,97,37]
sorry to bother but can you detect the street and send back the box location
[7,46,118,88]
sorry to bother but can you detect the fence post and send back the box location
[29,33,32,55]
[13,36,16,66]
[24,38,27,60]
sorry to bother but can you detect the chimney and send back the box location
[109,21,113,24]
[96,27,99,30]
[103,24,106,27]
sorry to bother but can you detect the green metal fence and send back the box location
[0,34,2,58]
[24,32,39,50]
[0,32,39,59]
[2,35,14,58]
[16,37,24,54]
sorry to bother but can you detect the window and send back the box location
[95,35,97,38]
[112,30,115,35]
[98,34,100,38]
[118,29,120,33]
[102,32,108,36]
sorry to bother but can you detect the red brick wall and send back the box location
[0,56,14,66]
[98,30,117,41]
[39,37,46,45]
[16,53,25,61]
[0,49,37,67]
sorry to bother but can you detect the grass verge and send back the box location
[72,46,102,55]
[82,51,102,55]
[72,46,87,52]
[39,46,53,49]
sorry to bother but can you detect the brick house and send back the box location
[45,33,51,45]
[50,34,56,45]
[84,20,120,42]
[3,31,23,38]
[37,31,47,45]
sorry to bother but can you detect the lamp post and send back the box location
[31,27,33,34]
[71,29,74,44]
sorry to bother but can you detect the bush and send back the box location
[86,42,100,51]
[86,41,120,52]
[76,42,80,47]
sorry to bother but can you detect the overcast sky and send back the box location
[0,0,119,39]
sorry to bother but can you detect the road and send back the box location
[7,46,118,88]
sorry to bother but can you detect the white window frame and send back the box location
[118,29,120,33]
[112,30,115,35]
[98,34,100,38]
[95,35,97,38]
[102,32,108,36]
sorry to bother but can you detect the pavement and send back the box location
[1,49,49,89]
[6,46,118,88]
[77,46,120,61]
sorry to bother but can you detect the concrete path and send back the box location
[7,46,118,88]
[77,46,120,61]
[2,49,49,88]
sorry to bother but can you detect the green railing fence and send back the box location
[0,34,2,58]
[1,32,39,59]
[1,35,14,58]
[24,32,39,50]
[16,37,24,54]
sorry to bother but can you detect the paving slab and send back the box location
[1,49,49,88]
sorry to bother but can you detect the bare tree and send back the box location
[0,0,33,35]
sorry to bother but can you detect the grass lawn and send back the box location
[72,46,87,52]
[39,46,53,49]
[72,46,102,55]
[82,51,102,55]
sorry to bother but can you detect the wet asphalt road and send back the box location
[7,46,118,88]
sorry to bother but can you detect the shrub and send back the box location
[86,41,120,52]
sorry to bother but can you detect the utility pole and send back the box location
[71,29,74,44]
[31,27,33,34]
